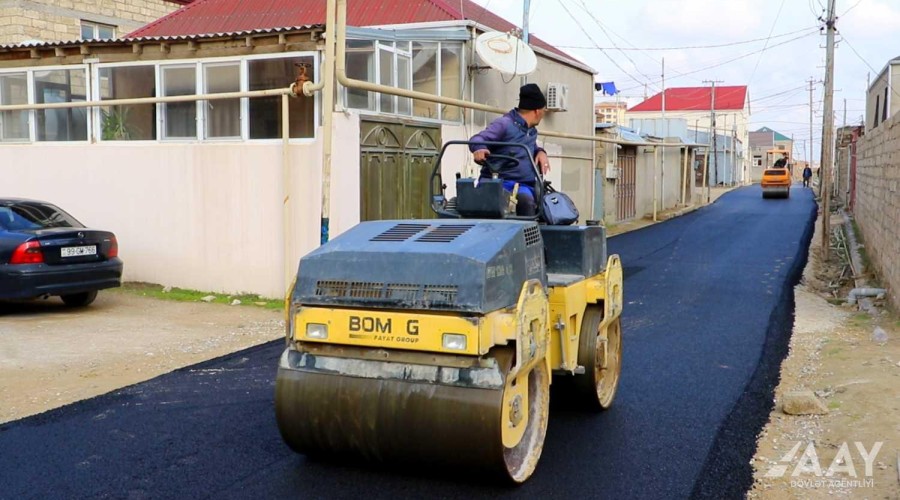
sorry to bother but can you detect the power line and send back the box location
[556,0,655,91]
[748,0,788,88]
[619,31,818,92]
[841,0,864,17]
[554,27,819,51]
[571,0,663,86]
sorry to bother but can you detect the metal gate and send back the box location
[360,120,441,221]
[616,153,636,221]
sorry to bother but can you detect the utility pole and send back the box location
[820,0,836,260]
[703,79,723,203]
[521,0,531,86]
[658,57,666,220]
[808,77,816,191]
[838,97,847,199]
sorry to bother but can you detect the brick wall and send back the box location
[0,0,182,45]
[855,114,900,310]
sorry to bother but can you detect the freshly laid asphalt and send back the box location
[0,185,816,500]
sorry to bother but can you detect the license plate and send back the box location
[61,245,97,258]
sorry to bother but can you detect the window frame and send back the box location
[0,71,31,143]
[24,64,91,143]
[80,21,116,40]
[88,51,319,143]
[344,39,464,124]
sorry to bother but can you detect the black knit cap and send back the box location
[518,83,547,110]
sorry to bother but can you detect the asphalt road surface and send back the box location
[0,185,816,500]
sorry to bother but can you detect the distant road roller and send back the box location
[276,141,623,483]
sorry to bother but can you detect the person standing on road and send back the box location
[802,165,813,188]
[469,83,551,216]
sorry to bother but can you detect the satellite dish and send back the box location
[475,31,537,76]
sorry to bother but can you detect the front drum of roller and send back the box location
[275,348,550,483]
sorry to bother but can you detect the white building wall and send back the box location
[0,138,367,298]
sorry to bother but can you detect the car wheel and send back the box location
[61,290,98,307]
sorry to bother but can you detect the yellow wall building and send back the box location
[0,0,188,45]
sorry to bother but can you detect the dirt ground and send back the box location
[749,215,900,499]
[0,289,283,425]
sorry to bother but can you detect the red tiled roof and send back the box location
[128,0,574,62]
[628,86,748,112]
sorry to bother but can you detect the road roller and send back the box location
[276,141,623,483]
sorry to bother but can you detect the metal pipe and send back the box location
[847,288,886,305]
[331,0,684,148]
[0,87,293,111]
[546,154,594,161]
[681,146,689,206]
[282,94,292,289]
[653,146,659,222]
[702,147,710,204]
[319,0,337,244]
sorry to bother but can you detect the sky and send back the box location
[469,0,900,163]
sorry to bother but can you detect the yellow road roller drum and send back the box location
[275,142,623,483]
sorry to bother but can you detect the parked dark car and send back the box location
[0,198,123,307]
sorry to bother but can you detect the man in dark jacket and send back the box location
[469,83,551,216]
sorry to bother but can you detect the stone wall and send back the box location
[855,114,900,310]
[0,0,182,44]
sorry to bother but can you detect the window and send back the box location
[6,52,317,143]
[0,201,82,231]
[0,73,28,142]
[248,56,316,139]
[883,86,889,122]
[440,44,463,122]
[348,39,461,122]
[161,65,197,139]
[203,63,240,139]
[346,40,375,111]
[34,68,88,141]
[378,46,395,114]
[874,95,881,127]
[412,42,438,120]
[81,21,115,40]
[98,65,155,140]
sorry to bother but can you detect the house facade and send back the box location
[594,101,626,125]
[0,0,190,45]
[595,120,700,224]
[628,86,750,184]
[0,0,596,298]
[748,126,793,181]
[866,55,900,132]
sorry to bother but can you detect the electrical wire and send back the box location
[571,0,667,86]
[747,0,788,88]
[554,26,819,52]
[619,30,818,92]
[841,0,864,17]
[555,0,655,91]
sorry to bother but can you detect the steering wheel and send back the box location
[481,154,519,175]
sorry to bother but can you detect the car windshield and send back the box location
[0,202,84,231]
[764,169,787,176]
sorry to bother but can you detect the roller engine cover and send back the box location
[293,220,547,314]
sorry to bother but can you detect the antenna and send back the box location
[474,31,537,76]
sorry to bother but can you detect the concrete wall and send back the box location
[0,120,366,298]
[0,0,182,44]
[597,140,690,224]
[855,114,900,310]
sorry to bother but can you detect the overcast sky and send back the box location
[470,0,899,162]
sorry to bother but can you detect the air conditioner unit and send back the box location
[546,83,569,111]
